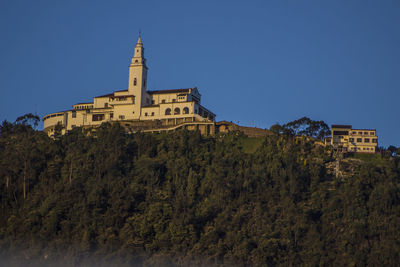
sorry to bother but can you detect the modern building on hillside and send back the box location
[43,36,216,136]
[325,125,378,153]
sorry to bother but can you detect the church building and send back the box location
[43,36,216,136]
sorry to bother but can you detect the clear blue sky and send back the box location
[0,0,399,147]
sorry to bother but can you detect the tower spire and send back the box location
[128,33,148,114]
[137,30,142,46]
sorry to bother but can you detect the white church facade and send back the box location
[43,37,216,136]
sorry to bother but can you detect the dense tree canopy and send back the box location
[0,119,399,266]
[270,117,331,141]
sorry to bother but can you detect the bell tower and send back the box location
[128,35,148,111]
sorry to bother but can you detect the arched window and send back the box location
[165,108,171,115]
[134,78,137,86]
[183,107,189,114]
[174,108,180,115]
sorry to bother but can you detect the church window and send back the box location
[104,103,108,108]
[183,107,189,114]
[145,112,148,116]
[134,78,137,86]
[110,113,114,119]
[174,108,180,115]
[72,111,76,118]
[165,108,171,115]
[151,112,154,116]
[161,100,166,104]
[135,60,138,63]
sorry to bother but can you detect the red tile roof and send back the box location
[110,95,134,98]
[74,102,93,105]
[148,88,190,94]
[96,88,191,98]
[95,93,114,98]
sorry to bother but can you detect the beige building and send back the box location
[325,125,378,153]
[43,36,216,136]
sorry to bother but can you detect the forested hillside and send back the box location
[1,119,400,266]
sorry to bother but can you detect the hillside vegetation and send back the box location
[0,120,400,266]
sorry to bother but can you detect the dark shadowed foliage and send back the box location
[0,119,399,266]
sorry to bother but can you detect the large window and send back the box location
[349,138,354,142]
[165,108,171,115]
[72,111,76,118]
[364,138,370,143]
[174,108,180,115]
[372,138,377,143]
[92,114,104,121]
[333,131,349,136]
[357,138,362,142]
[183,107,189,114]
